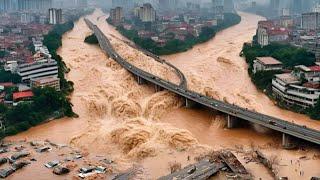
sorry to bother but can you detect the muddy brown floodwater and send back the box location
[5,9,320,180]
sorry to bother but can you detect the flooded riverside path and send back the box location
[5,10,320,179]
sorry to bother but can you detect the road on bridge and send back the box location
[84,19,320,146]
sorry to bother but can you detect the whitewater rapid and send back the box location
[6,10,320,179]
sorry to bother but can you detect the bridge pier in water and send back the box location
[154,84,163,92]
[137,76,146,85]
[185,98,197,108]
[227,114,238,129]
[282,133,297,149]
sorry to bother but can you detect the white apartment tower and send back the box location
[48,8,62,25]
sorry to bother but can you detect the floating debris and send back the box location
[100,159,113,165]
[0,158,7,165]
[45,160,60,168]
[159,159,225,180]
[0,148,8,154]
[10,152,30,161]
[53,165,70,175]
[0,168,14,178]
[78,166,107,179]
[160,151,252,180]
[36,146,52,153]
[12,161,30,171]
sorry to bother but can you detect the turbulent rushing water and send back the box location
[6,10,320,179]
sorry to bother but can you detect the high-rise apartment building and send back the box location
[48,8,62,25]
[76,0,87,7]
[224,0,234,13]
[17,0,52,12]
[0,0,18,12]
[270,0,280,17]
[112,0,134,10]
[158,0,177,11]
[110,7,124,24]
[291,0,302,15]
[139,3,156,22]
[302,12,320,31]
[212,0,224,20]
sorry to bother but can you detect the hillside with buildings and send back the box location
[0,0,93,137]
[107,0,240,55]
[242,0,320,119]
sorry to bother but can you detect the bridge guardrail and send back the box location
[84,18,320,145]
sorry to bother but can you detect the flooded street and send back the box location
[5,10,320,179]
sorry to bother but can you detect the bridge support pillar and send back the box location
[227,114,238,129]
[282,133,297,149]
[185,98,196,108]
[154,84,163,92]
[137,76,146,85]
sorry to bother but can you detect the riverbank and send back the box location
[162,11,320,178]
[241,43,320,120]
[111,13,241,55]
[5,10,320,179]
[0,17,86,139]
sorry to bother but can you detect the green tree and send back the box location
[0,51,6,58]
[84,34,99,44]
[308,100,320,120]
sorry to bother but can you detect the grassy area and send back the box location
[113,13,241,55]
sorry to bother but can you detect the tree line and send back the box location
[114,13,241,55]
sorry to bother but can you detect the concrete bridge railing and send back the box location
[84,18,320,148]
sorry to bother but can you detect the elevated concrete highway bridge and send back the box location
[84,19,320,148]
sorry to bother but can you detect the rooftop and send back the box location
[31,76,59,84]
[13,91,34,101]
[267,28,289,36]
[309,65,320,72]
[256,57,282,65]
[275,73,300,84]
[295,65,320,72]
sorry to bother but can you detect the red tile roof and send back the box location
[308,66,320,72]
[268,28,289,36]
[13,91,34,101]
[258,20,274,28]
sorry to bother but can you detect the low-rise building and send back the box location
[4,60,18,73]
[272,65,320,109]
[253,57,283,73]
[268,28,289,43]
[17,58,58,83]
[13,90,34,104]
[31,76,60,91]
[293,65,320,83]
[256,20,289,47]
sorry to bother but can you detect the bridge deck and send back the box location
[84,18,320,146]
